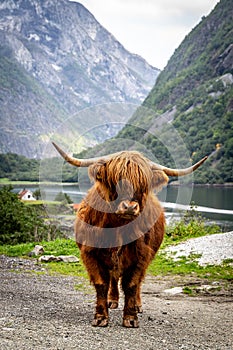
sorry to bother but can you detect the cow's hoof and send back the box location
[122,317,139,328]
[108,301,118,309]
[92,317,108,327]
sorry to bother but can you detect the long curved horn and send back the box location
[53,142,208,174]
[52,142,115,167]
[151,156,208,176]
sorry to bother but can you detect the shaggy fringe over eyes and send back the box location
[88,151,169,195]
[105,152,153,194]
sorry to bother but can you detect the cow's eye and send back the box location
[96,173,102,181]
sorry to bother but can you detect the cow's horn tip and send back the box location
[52,142,61,152]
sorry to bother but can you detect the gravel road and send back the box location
[0,254,232,350]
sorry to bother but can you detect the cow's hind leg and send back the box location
[108,273,119,309]
[136,284,143,313]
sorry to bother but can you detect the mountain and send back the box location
[87,0,232,184]
[0,0,159,158]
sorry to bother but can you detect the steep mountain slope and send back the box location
[96,0,232,184]
[0,0,159,158]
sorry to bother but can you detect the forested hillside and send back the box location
[0,153,77,182]
[80,0,233,184]
[119,0,233,184]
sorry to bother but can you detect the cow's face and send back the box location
[88,151,169,218]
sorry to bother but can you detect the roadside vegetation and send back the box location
[0,185,232,283]
[0,186,71,245]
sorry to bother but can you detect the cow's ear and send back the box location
[151,170,169,192]
[88,162,106,182]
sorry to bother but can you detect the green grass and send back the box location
[0,238,87,278]
[0,242,36,257]
[0,238,78,257]
[146,211,233,281]
[0,211,232,282]
[0,178,39,185]
[148,250,233,281]
[47,261,87,278]
[0,178,11,184]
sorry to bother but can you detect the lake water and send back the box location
[13,183,233,231]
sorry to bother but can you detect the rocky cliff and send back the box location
[0,0,159,158]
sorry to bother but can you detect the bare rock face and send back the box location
[0,0,160,158]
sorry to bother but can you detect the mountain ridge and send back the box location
[0,0,159,158]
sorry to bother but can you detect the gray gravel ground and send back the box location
[0,254,232,350]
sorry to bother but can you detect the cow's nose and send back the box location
[122,201,138,212]
[116,200,140,217]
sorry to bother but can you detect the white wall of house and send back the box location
[20,191,36,201]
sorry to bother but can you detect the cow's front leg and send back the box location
[122,284,139,328]
[121,271,142,328]
[92,283,109,327]
[80,250,109,327]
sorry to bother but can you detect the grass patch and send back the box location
[0,238,87,278]
[75,281,94,295]
[148,250,233,281]
[0,178,11,184]
[0,238,78,257]
[1,237,231,282]
[0,179,39,185]
[183,286,193,295]
[41,238,79,256]
[0,242,36,257]
[47,261,87,278]
[147,208,233,282]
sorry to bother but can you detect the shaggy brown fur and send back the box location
[75,151,168,328]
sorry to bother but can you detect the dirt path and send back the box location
[0,255,232,350]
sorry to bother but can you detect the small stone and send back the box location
[38,255,79,263]
[38,255,59,262]
[164,287,183,295]
[58,255,79,263]
[28,245,44,257]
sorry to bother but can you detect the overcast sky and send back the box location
[73,0,219,69]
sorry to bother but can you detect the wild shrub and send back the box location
[166,202,220,242]
[0,186,63,244]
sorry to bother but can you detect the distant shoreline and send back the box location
[0,180,233,188]
[168,182,233,188]
[0,181,79,187]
